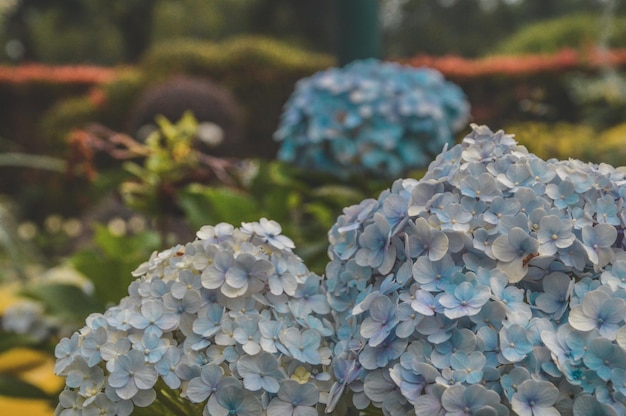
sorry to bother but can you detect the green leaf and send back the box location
[179,185,262,229]
[92,225,160,259]
[20,284,103,324]
[311,184,365,208]
[0,375,49,399]
[0,332,38,354]
[268,161,307,190]
[70,228,160,306]
[305,202,335,229]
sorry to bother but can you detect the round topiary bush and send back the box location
[128,75,244,157]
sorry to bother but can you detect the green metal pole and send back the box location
[337,0,381,66]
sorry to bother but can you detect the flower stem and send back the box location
[153,385,196,416]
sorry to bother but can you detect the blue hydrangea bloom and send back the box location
[274,59,470,178]
[325,125,626,415]
[54,220,333,416]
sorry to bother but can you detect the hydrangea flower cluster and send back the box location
[325,124,626,415]
[53,219,335,416]
[274,59,470,178]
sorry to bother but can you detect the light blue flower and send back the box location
[355,213,396,274]
[435,203,473,232]
[537,215,576,256]
[258,319,286,354]
[108,350,158,400]
[359,334,408,371]
[192,303,224,339]
[241,218,295,251]
[279,328,323,365]
[460,172,502,202]
[535,272,574,320]
[482,196,521,226]
[267,380,319,416]
[171,269,203,299]
[201,249,233,290]
[55,333,80,374]
[128,299,178,335]
[595,194,621,226]
[546,179,579,209]
[511,379,560,416]
[412,254,460,292]
[413,384,446,416]
[210,385,262,416]
[439,281,491,319]
[129,331,168,364]
[440,383,503,416]
[395,302,423,338]
[233,315,261,355]
[500,324,533,363]
[288,274,330,318]
[154,346,182,389]
[583,337,626,381]
[491,227,539,283]
[223,252,273,297]
[569,289,626,339]
[572,394,619,416]
[406,217,449,261]
[80,326,108,367]
[601,260,626,290]
[360,295,399,346]
[450,351,487,384]
[236,352,284,393]
[501,367,531,401]
[186,363,238,403]
[581,223,617,268]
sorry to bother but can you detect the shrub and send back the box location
[127,75,244,157]
[506,121,626,168]
[504,121,597,162]
[137,36,335,158]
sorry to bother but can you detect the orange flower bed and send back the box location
[399,48,626,78]
[1,48,626,86]
[0,64,117,84]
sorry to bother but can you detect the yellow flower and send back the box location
[290,366,311,384]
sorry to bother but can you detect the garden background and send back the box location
[2,0,626,414]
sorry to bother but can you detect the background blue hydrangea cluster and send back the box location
[55,125,626,416]
[274,59,471,178]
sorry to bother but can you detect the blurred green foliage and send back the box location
[69,225,160,306]
[42,36,334,161]
[494,13,626,55]
[505,120,626,168]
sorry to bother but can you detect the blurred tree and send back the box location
[382,0,626,58]
[246,0,336,54]
[105,0,157,62]
[2,0,157,63]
